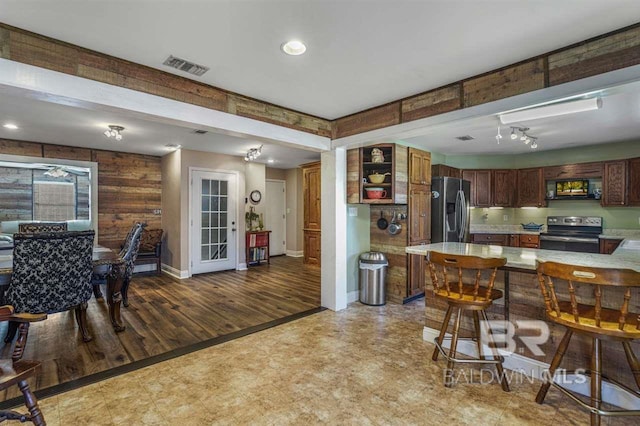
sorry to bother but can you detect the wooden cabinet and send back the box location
[599,238,623,254]
[409,187,431,243]
[492,170,516,207]
[302,162,321,265]
[629,158,640,206]
[408,253,427,297]
[517,168,545,207]
[519,234,540,249]
[347,144,408,204]
[509,234,520,247]
[602,160,628,207]
[462,170,492,207]
[409,148,431,185]
[431,164,461,179]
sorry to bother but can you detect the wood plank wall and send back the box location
[0,139,161,249]
[0,24,332,139]
[2,22,639,141]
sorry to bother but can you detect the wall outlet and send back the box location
[503,214,509,222]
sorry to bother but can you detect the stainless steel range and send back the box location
[539,216,602,253]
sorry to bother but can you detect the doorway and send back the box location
[191,170,238,274]
[265,179,286,256]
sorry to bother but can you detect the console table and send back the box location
[246,230,271,266]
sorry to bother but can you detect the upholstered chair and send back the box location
[5,230,95,342]
[0,305,47,425]
[135,228,163,276]
[119,223,146,307]
[18,222,68,233]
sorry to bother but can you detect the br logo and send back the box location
[480,320,550,357]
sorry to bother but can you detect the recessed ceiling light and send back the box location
[3,123,18,130]
[281,40,306,56]
[165,144,182,151]
[267,159,275,163]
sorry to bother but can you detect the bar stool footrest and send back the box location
[551,381,640,417]
[434,336,505,365]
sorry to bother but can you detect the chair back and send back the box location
[427,251,506,301]
[119,223,146,280]
[536,261,640,337]
[18,222,68,233]
[7,230,94,314]
[139,228,163,253]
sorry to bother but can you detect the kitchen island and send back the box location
[406,241,640,401]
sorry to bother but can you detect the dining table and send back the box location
[0,245,128,333]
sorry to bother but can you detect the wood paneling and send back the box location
[394,145,408,204]
[0,167,32,221]
[549,26,640,86]
[0,139,161,249]
[334,103,400,139]
[543,161,603,180]
[346,149,361,204]
[0,256,320,401]
[627,157,640,206]
[463,59,545,107]
[401,85,461,122]
[602,160,628,207]
[369,205,408,304]
[0,23,331,138]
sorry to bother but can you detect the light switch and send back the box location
[286,208,291,214]
[348,207,358,217]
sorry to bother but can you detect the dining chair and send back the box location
[120,222,146,307]
[0,305,47,426]
[5,230,96,343]
[17,222,68,233]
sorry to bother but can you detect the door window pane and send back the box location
[220,181,228,195]
[202,180,210,194]
[220,213,227,227]
[201,229,209,244]
[202,213,210,227]
[201,195,209,212]
[212,230,219,243]
[211,197,219,212]
[201,245,209,261]
[220,197,227,211]
[211,181,219,196]
[220,229,227,243]
[220,244,228,259]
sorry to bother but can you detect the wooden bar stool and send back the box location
[536,261,640,426]
[427,251,510,391]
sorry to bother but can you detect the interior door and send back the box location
[265,180,286,256]
[191,171,237,274]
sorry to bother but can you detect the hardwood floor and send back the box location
[0,256,320,401]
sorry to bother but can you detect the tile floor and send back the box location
[19,300,637,425]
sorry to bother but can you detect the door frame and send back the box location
[265,178,287,256]
[188,167,241,277]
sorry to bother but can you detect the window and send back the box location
[33,181,76,221]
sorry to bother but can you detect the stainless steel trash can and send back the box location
[359,252,388,306]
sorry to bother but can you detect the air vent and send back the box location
[163,55,210,76]
[455,135,475,141]
[191,129,208,135]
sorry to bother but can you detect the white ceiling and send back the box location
[0,92,320,168]
[1,1,639,119]
[402,83,640,155]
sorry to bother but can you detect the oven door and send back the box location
[539,235,600,253]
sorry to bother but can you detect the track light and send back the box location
[104,125,125,141]
[244,145,263,162]
[508,126,538,149]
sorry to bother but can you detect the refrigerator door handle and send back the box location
[454,190,461,235]
[457,190,466,241]
[460,190,468,241]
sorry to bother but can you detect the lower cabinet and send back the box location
[471,233,509,246]
[303,230,321,265]
[408,248,428,298]
[519,234,540,249]
[599,238,623,254]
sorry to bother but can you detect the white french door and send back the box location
[265,180,286,256]
[191,171,237,274]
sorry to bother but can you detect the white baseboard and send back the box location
[347,290,360,304]
[133,263,156,274]
[237,263,248,271]
[423,326,640,410]
[161,263,189,279]
[286,250,304,258]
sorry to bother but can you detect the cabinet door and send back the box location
[303,165,321,229]
[409,148,431,185]
[517,168,545,207]
[599,238,622,254]
[408,253,426,297]
[509,234,520,247]
[409,187,431,243]
[602,160,627,207]
[629,158,640,206]
[519,234,540,249]
[303,231,321,265]
[461,170,476,206]
[492,170,515,207]
[474,170,492,207]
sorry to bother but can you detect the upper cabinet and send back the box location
[432,164,462,179]
[517,168,546,207]
[409,148,432,186]
[462,170,492,208]
[602,160,627,206]
[492,169,516,207]
[628,157,640,206]
[347,144,408,204]
[462,169,515,208]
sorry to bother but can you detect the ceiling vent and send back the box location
[455,135,475,141]
[163,55,209,77]
[191,129,208,135]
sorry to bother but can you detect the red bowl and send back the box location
[365,188,387,199]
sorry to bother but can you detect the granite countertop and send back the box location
[470,224,543,235]
[598,229,640,239]
[406,242,640,272]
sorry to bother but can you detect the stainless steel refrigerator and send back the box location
[431,177,471,243]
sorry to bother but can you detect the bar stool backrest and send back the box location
[427,252,507,301]
[536,260,640,338]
